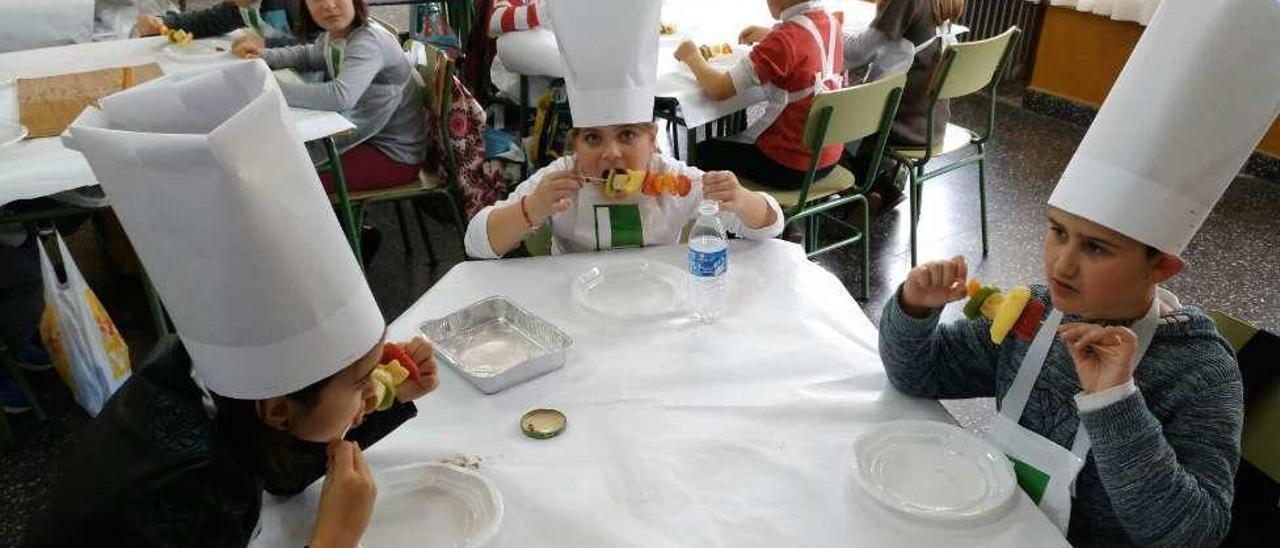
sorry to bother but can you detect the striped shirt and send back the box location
[488,0,544,37]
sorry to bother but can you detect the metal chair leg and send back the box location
[908,167,920,267]
[860,195,870,300]
[977,147,989,258]
[393,202,413,257]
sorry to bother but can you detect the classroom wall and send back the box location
[1028,6,1280,159]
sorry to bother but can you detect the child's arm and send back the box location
[1063,326,1242,547]
[266,33,384,111]
[701,171,782,238]
[487,0,546,37]
[465,162,580,259]
[160,2,245,39]
[258,42,326,72]
[674,41,738,101]
[879,257,1004,398]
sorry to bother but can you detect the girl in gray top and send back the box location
[241,0,429,192]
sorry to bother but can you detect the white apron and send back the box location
[729,4,842,143]
[985,292,1162,533]
[551,158,697,253]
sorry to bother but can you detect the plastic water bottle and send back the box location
[689,200,728,322]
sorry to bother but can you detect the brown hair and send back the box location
[874,0,964,24]
[932,0,965,25]
[297,0,369,39]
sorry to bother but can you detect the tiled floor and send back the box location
[3,4,1279,541]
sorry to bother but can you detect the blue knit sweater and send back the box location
[878,284,1242,547]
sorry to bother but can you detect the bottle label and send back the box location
[689,247,727,278]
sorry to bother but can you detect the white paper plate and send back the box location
[850,420,1016,522]
[0,122,29,149]
[572,261,689,320]
[164,39,232,61]
[363,463,503,548]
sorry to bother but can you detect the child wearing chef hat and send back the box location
[465,0,785,258]
[23,61,439,547]
[877,0,1277,544]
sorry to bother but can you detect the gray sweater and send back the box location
[879,284,1242,547]
[261,24,428,166]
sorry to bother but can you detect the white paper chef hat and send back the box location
[547,0,661,127]
[1047,0,1280,255]
[63,60,384,400]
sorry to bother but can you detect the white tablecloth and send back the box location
[496,0,877,129]
[0,0,94,54]
[0,37,355,207]
[254,240,1068,548]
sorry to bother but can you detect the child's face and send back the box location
[572,123,658,189]
[1042,208,1182,321]
[287,338,384,442]
[306,0,356,34]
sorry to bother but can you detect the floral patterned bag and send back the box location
[423,46,509,219]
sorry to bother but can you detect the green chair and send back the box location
[325,42,466,266]
[738,72,907,299]
[888,27,1021,266]
[1209,310,1279,483]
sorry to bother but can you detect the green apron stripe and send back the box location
[1010,456,1051,504]
[608,205,643,249]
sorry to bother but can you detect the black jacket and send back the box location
[22,335,416,547]
[162,0,303,47]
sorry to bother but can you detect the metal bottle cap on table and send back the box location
[521,408,566,439]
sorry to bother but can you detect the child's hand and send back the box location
[233,34,265,59]
[901,256,968,316]
[674,40,700,64]
[527,170,581,223]
[394,335,440,403]
[1058,323,1138,394]
[312,441,376,548]
[702,170,747,211]
[134,15,165,37]
[738,25,771,45]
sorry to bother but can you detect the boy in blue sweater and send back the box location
[878,0,1278,545]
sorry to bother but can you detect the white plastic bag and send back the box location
[38,232,131,416]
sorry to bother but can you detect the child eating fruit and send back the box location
[465,0,783,258]
[876,1,1277,544]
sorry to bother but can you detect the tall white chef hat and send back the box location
[547,0,662,127]
[63,60,384,400]
[1047,0,1280,255]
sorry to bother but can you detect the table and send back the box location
[254,240,1069,547]
[497,0,878,130]
[0,36,356,208]
[0,0,93,54]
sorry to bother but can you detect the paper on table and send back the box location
[17,63,163,138]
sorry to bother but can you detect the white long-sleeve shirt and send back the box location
[465,153,785,259]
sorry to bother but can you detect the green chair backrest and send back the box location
[802,72,907,151]
[524,223,553,256]
[1210,310,1280,483]
[1209,310,1259,353]
[935,27,1020,101]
